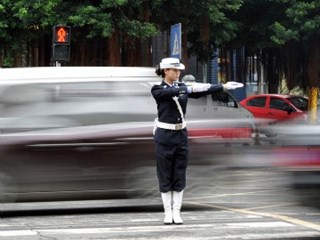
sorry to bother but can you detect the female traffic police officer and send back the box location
[151,57,242,225]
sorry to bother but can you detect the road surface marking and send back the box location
[187,201,320,232]
[186,189,277,200]
[245,202,297,210]
[0,221,294,237]
[0,230,37,237]
[1,230,319,239]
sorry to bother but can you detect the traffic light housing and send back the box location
[52,25,71,62]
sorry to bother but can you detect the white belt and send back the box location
[156,120,186,130]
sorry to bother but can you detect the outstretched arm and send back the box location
[187,81,244,99]
[188,83,224,98]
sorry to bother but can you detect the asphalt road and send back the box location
[1,168,320,240]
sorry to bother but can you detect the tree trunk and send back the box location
[81,40,88,65]
[309,87,318,124]
[108,31,121,66]
[307,36,320,123]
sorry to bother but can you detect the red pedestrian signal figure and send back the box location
[54,26,70,43]
[57,27,67,43]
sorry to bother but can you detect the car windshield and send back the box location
[288,97,308,111]
[211,92,238,108]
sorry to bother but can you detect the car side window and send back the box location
[247,97,266,107]
[270,97,291,111]
[211,92,238,108]
[50,81,150,102]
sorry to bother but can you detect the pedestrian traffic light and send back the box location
[53,26,70,44]
[52,25,71,62]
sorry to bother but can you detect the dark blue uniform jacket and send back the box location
[151,80,223,144]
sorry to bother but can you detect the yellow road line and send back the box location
[187,201,320,232]
[186,189,277,200]
[245,202,297,211]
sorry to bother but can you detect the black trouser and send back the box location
[155,141,188,193]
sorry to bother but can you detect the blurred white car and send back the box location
[0,67,255,202]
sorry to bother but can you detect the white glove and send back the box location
[191,83,211,93]
[223,81,244,90]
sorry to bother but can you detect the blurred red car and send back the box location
[240,94,308,123]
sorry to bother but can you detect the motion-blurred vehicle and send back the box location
[269,123,320,205]
[0,67,254,203]
[240,94,308,123]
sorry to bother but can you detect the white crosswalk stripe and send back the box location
[0,221,295,237]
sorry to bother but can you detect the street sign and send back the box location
[170,23,181,59]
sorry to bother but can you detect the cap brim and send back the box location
[160,63,185,70]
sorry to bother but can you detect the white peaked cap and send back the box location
[160,57,185,70]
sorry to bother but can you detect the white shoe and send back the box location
[173,191,184,224]
[164,209,173,225]
[161,192,173,224]
[173,209,183,224]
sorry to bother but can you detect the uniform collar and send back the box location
[162,80,178,87]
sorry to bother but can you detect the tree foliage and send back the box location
[269,0,320,89]
[0,0,158,66]
[0,0,61,65]
[68,0,157,39]
[150,0,242,61]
